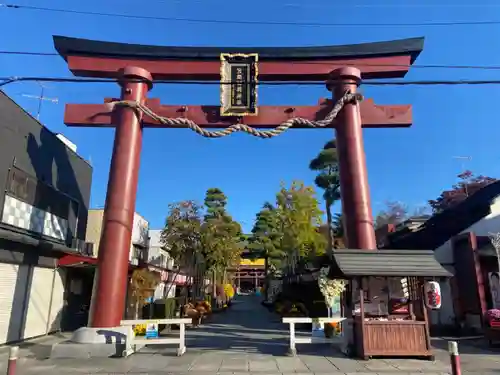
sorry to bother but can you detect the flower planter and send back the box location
[484,309,500,346]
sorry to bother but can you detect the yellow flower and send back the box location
[133,324,147,336]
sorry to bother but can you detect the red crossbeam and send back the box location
[67,55,412,81]
[64,98,412,129]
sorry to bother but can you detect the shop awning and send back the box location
[329,249,452,278]
[58,254,140,271]
[58,254,98,267]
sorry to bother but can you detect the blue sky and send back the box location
[2,0,500,233]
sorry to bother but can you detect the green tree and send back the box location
[201,188,243,282]
[429,170,497,213]
[276,181,326,262]
[332,213,344,238]
[160,200,204,291]
[204,188,228,219]
[309,139,341,252]
[329,213,345,248]
[374,201,431,229]
[374,201,408,228]
[248,202,284,271]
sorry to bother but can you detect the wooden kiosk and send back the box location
[329,249,452,360]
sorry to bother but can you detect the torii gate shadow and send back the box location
[150,295,347,357]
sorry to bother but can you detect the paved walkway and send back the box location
[3,295,500,374]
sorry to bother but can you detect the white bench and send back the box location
[282,316,346,356]
[120,318,192,357]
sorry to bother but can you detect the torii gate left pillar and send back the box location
[53,35,422,338]
[89,67,152,328]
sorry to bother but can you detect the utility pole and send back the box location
[21,82,58,121]
[453,156,472,197]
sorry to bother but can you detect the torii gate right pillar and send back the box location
[329,67,377,250]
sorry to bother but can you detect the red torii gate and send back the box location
[53,35,423,330]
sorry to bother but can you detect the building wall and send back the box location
[434,197,500,265]
[0,240,64,344]
[0,92,92,343]
[431,197,500,328]
[85,210,104,257]
[148,229,174,269]
[0,92,92,244]
[149,229,177,300]
[86,209,149,262]
[132,214,149,247]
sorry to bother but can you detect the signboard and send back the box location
[489,272,500,309]
[331,296,341,315]
[145,321,159,339]
[311,319,324,339]
[220,53,258,117]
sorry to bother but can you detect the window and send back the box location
[133,246,145,262]
[8,169,29,201]
[6,167,73,220]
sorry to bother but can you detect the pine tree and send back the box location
[309,140,341,252]
[201,188,243,281]
[248,202,284,271]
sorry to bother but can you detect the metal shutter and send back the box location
[23,267,55,339]
[48,268,66,333]
[0,263,23,344]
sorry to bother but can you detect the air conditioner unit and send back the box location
[71,238,85,253]
[71,239,95,257]
[83,242,94,257]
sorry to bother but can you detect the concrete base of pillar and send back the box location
[49,326,139,359]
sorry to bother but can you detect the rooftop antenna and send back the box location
[21,81,58,121]
[453,155,472,197]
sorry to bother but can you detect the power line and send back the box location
[2,50,500,72]
[0,51,58,56]
[169,1,500,8]
[2,3,500,27]
[4,76,500,87]
[107,0,500,9]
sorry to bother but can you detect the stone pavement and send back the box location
[1,295,500,374]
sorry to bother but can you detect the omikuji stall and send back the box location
[328,249,452,360]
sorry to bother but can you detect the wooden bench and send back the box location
[120,318,192,357]
[282,316,346,356]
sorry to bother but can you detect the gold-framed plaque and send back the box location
[220,53,258,117]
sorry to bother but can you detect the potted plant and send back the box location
[485,309,500,327]
[317,267,345,338]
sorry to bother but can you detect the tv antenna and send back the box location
[21,81,58,121]
[452,155,472,172]
[453,156,472,197]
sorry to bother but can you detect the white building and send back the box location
[148,229,179,300]
[380,181,500,333]
[85,209,150,265]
